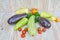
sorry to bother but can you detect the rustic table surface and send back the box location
[0,0,60,40]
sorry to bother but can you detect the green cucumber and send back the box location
[28,15,36,36]
[14,18,28,30]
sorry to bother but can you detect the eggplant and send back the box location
[8,13,27,24]
[37,16,51,28]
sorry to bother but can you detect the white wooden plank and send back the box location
[0,0,60,40]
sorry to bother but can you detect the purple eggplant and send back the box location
[37,16,51,28]
[8,13,27,24]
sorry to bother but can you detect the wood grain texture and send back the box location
[0,0,60,40]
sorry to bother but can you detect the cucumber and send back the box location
[14,18,28,30]
[28,15,36,36]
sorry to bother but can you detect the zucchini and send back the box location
[16,8,29,14]
[40,11,52,18]
[28,15,36,36]
[14,18,28,30]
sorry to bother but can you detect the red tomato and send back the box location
[22,30,26,34]
[18,28,22,31]
[21,34,25,38]
[24,27,28,32]
[38,30,42,34]
[42,28,46,32]
[37,27,42,34]
[37,27,41,31]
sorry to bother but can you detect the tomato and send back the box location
[18,28,22,31]
[24,27,28,32]
[22,30,26,34]
[31,8,38,15]
[38,30,42,34]
[37,27,41,31]
[37,27,42,34]
[42,28,46,32]
[21,34,25,38]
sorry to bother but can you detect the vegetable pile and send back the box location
[8,8,60,38]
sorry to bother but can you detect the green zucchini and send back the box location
[28,15,36,36]
[14,18,28,30]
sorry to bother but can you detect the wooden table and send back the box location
[0,0,60,40]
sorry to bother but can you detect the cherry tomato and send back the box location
[18,28,22,31]
[24,27,28,32]
[21,34,25,38]
[22,30,26,34]
[37,27,42,34]
[38,30,42,34]
[42,28,46,32]
[37,27,41,31]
